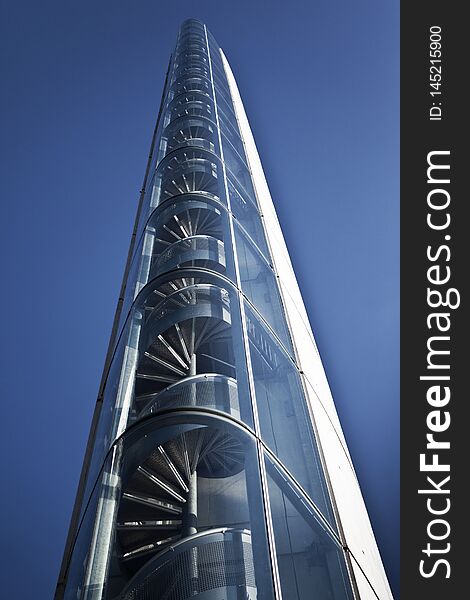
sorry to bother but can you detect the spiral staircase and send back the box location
[163,115,216,155]
[134,283,236,418]
[117,427,245,563]
[150,200,226,280]
[115,221,250,599]
[112,262,253,599]
[158,149,220,203]
[114,415,256,600]
[113,30,256,599]
[171,76,211,99]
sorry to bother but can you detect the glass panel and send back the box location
[79,330,130,517]
[266,457,353,600]
[215,89,236,120]
[219,112,246,160]
[208,39,222,58]
[222,144,256,201]
[64,442,125,600]
[119,234,148,335]
[135,177,164,248]
[140,110,168,196]
[228,179,268,258]
[246,304,334,524]
[215,80,235,110]
[210,56,226,83]
[213,69,230,96]
[235,224,292,350]
[63,474,102,600]
[211,59,225,80]
[217,105,240,140]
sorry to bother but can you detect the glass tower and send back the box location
[56,19,393,600]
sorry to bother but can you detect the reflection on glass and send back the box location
[63,478,101,600]
[223,144,256,202]
[65,442,124,600]
[215,89,236,120]
[246,305,334,524]
[220,114,246,160]
[79,332,129,517]
[213,68,229,92]
[235,225,292,349]
[215,80,234,109]
[266,458,353,600]
[210,56,227,80]
[228,179,268,257]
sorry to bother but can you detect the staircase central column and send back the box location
[183,470,198,537]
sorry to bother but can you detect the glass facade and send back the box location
[56,19,358,600]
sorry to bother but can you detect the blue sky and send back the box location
[0,1,399,597]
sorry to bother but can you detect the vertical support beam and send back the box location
[112,309,143,441]
[82,443,123,600]
[183,470,198,537]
